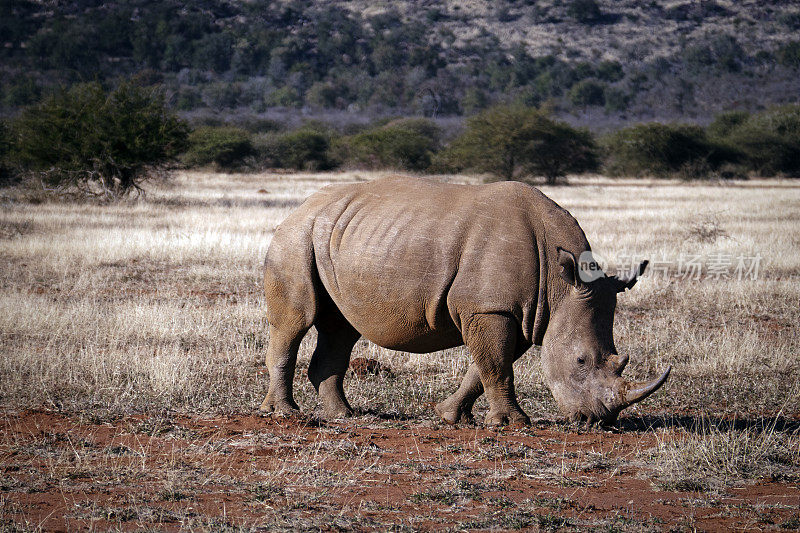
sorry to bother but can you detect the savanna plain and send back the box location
[1,171,799,531]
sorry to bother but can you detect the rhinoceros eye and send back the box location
[577,356,585,365]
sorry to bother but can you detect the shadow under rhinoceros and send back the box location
[615,414,800,435]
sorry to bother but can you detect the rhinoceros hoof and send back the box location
[484,410,531,427]
[259,398,300,417]
[322,405,354,419]
[434,402,475,425]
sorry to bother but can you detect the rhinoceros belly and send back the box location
[311,184,468,352]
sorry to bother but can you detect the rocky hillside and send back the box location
[2,0,799,128]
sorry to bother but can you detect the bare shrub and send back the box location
[686,213,729,243]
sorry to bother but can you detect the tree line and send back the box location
[1,83,798,199]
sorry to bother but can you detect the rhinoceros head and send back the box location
[540,248,671,426]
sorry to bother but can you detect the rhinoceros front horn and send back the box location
[621,366,672,407]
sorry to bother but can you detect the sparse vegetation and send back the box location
[653,418,800,493]
[687,213,729,243]
[0,171,798,530]
[1,171,797,416]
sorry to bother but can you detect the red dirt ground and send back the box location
[1,410,798,531]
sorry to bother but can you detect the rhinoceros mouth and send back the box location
[571,405,619,427]
[571,366,672,427]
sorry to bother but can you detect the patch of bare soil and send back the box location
[1,410,798,531]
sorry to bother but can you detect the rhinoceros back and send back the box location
[264,176,589,352]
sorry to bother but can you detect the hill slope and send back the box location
[1,0,799,127]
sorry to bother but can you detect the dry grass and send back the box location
[0,172,799,423]
[652,416,800,493]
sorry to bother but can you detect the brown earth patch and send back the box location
[1,410,798,531]
[349,358,393,378]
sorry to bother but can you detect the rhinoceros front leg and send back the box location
[436,343,531,424]
[260,324,307,416]
[464,313,530,426]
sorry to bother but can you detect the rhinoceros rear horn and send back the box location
[614,260,649,292]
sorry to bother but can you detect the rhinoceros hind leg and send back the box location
[435,364,483,424]
[466,313,530,427]
[308,314,360,419]
[260,324,308,416]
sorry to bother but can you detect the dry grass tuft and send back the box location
[686,212,729,243]
[652,416,800,493]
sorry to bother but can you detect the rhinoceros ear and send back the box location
[557,247,581,287]
[614,260,649,292]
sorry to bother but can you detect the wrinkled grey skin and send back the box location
[260,176,670,426]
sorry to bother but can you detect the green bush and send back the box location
[778,12,800,31]
[192,32,235,73]
[706,110,750,139]
[596,61,624,82]
[443,105,598,184]
[266,86,302,108]
[603,122,733,178]
[11,82,188,198]
[383,118,442,148]
[721,106,800,176]
[569,80,606,107]
[461,87,489,115]
[233,117,285,134]
[306,81,340,108]
[261,128,335,171]
[681,35,744,73]
[182,126,255,169]
[175,87,203,111]
[340,118,441,171]
[202,82,242,110]
[568,0,602,24]
[603,88,630,113]
[2,77,41,107]
[777,41,800,68]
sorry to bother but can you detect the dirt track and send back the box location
[2,410,798,531]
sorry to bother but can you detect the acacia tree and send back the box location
[11,82,188,199]
[446,105,598,184]
[521,120,599,184]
